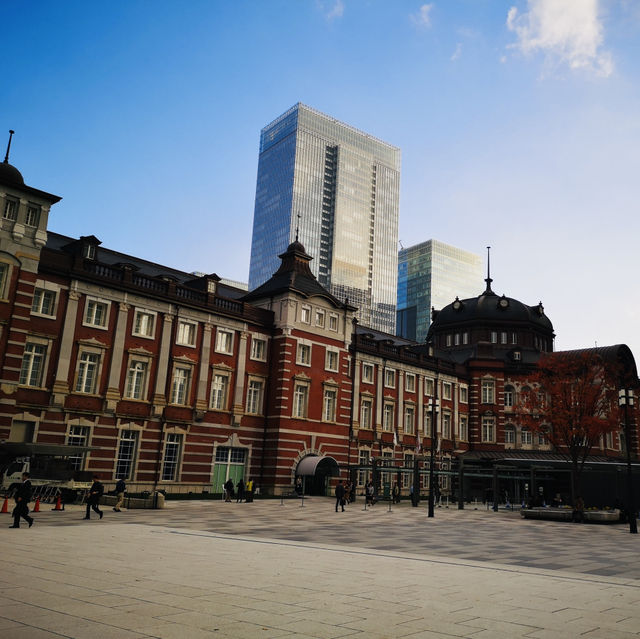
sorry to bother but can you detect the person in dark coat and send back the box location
[113,478,126,512]
[84,474,104,520]
[10,472,34,528]
[236,479,245,503]
[224,478,234,502]
[335,479,346,512]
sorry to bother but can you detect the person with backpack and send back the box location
[113,478,126,512]
[10,472,34,529]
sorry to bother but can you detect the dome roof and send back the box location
[0,160,24,186]
[430,278,553,334]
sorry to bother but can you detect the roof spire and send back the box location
[484,245,494,294]
[4,130,14,164]
[295,213,301,241]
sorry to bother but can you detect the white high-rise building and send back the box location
[248,103,400,333]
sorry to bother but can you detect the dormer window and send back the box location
[3,197,18,221]
[83,244,96,260]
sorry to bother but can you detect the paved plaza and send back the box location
[1,497,640,638]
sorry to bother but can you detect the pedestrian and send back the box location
[113,477,126,512]
[84,474,104,520]
[335,479,346,512]
[224,478,234,502]
[392,482,400,504]
[366,480,375,506]
[236,478,245,503]
[10,472,34,529]
[572,496,585,523]
[344,480,352,503]
[246,478,254,502]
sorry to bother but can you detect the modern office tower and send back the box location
[397,240,483,342]
[248,103,401,333]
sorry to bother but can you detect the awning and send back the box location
[0,443,95,458]
[296,455,340,477]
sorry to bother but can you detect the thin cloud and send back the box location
[411,3,434,29]
[507,0,613,77]
[451,43,462,61]
[326,0,344,20]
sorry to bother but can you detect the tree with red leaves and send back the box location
[518,351,620,504]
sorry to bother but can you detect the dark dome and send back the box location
[432,290,553,332]
[0,161,24,186]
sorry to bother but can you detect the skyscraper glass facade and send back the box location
[397,240,483,342]
[249,103,401,333]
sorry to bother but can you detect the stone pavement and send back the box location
[1,497,640,638]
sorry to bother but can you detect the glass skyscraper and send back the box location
[397,240,483,343]
[248,103,401,333]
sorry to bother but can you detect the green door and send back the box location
[212,446,247,493]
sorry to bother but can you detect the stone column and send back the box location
[152,313,174,415]
[195,323,212,413]
[52,290,80,404]
[232,331,248,425]
[375,363,383,432]
[105,302,129,411]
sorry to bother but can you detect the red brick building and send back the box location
[1,153,637,503]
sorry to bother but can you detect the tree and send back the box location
[517,351,620,504]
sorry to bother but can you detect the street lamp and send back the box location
[428,393,440,518]
[618,388,637,534]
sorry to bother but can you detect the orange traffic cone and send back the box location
[1,496,8,513]
[33,497,40,512]
[53,496,63,511]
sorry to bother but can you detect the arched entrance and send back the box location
[295,455,340,496]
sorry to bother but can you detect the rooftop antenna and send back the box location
[295,213,301,241]
[484,245,494,294]
[4,130,14,164]
[399,239,404,250]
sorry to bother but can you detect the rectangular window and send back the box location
[360,397,373,428]
[504,388,514,407]
[115,430,138,480]
[424,378,434,396]
[297,343,311,366]
[323,387,337,422]
[250,337,267,361]
[442,382,452,400]
[325,349,339,372]
[501,332,508,344]
[405,373,416,393]
[404,405,415,435]
[362,362,374,384]
[19,342,47,387]
[482,416,495,443]
[25,204,40,227]
[521,429,532,446]
[31,288,56,316]
[454,333,460,346]
[459,416,468,441]
[460,386,468,403]
[538,431,547,446]
[84,299,108,328]
[491,331,498,344]
[177,321,197,347]
[384,368,396,388]
[125,360,148,400]
[133,310,155,337]
[481,380,495,404]
[300,305,311,323]
[512,333,518,344]
[3,197,18,221]
[442,412,451,439]
[246,378,264,414]
[67,426,89,471]
[315,309,325,327]
[293,382,309,418]
[446,334,452,347]
[170,366,191,404]
[383,402,395,431]
[161,433,183,481]
[505,427,515,444]
[215,328,233,353]
[328,314,338,331]
[358,449,370,486]
[403,454,414,488]
[424,409,432,437]
[463,332,469,345]
[75,352,100,394]
[210,373,230,410]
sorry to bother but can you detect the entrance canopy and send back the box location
[296,455,340,477]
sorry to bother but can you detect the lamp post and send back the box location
[619,389,637,534]
[428,392,440,518]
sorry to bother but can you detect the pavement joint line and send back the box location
[155,527,640,590]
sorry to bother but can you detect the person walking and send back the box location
[246,478,254,503]
[236,478,245,503]
[10,472,34,529]
[84,474,104,520]
[113,477,126,512]
[392,482,400,504]
[335,479,346,512]
[224,478,234,502]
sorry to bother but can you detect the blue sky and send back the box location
[3,0,640,356]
